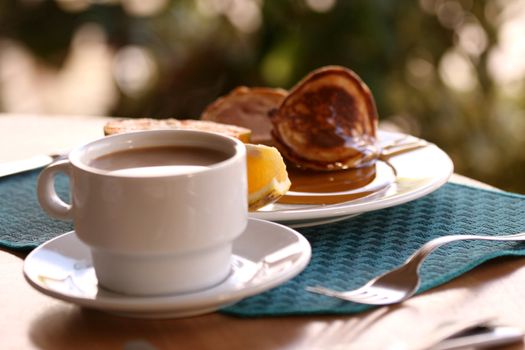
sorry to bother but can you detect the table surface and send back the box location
[1,113,525,350]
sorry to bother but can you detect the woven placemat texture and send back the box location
[0,170,72,250]
[2,170,525,316]
[222,182,525,316]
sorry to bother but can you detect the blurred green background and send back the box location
[1,0,524,193]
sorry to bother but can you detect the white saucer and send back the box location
[23,218,311,319]
[250,130,454,227]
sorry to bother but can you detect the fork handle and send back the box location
[406,232,525,271]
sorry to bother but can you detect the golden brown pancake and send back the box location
[103,118,251,143]
[201,86,287,144]
[270,66,380,171]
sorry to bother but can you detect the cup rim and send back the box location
[68,129,246,178]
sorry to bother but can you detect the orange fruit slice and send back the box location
[246,144,291,211]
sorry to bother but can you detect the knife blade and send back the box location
[0,154,62,178]
[430,325,524,350]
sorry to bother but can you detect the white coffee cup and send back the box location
[37,129,248,296]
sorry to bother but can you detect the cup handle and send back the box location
[37,159,73,220]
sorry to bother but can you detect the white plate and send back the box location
[250,131,454,227]
[250,130,454,227]
[23,218,311,319]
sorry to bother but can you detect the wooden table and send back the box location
[2,114,525,350]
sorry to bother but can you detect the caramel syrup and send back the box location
[278,164,377,205]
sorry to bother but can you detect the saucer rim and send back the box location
[23,218,311,316]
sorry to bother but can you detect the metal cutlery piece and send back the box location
[307,232,525,305]
[397,316,523,350]
[430,324,524,350]
[380,136,430,159]
[0,153,65,178]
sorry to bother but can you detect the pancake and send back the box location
[103,118,252,143]
[270,66,380,171]
[201,86,287,144]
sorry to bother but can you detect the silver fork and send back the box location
[306,232,525,305]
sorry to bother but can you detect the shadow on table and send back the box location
[27,306,310,349]
[26,301,409,350]
[26,256,525,349]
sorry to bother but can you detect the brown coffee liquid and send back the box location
[90,146,230,175]
[278,164,377,205]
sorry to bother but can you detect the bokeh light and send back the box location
[0,0,525,192]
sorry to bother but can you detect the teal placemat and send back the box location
[2,170,525,316]
[0,170,72,250]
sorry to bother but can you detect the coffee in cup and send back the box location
[37,129,247,296]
